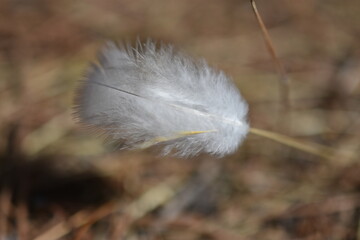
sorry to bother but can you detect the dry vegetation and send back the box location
[0,0,359,239]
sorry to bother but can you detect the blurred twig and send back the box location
[0,188,11,240]
[33,177,180,240]
[154,158,220,231]
[33,202,116,240]
[349,207,360,240]
[15,201,29,240]
[72,223,91,240]
[22,111,73,156]
[172,215,250,240]
[109,215,128,240]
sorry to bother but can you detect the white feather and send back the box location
[74,40,249,157]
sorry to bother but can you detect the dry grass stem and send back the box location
[250,0,290,112]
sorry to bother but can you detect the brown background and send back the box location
[0,0,359,239]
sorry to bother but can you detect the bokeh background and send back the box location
[0,0,360,239]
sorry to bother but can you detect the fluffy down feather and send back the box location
[74,40,249,157]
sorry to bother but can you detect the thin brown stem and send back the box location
[250,0,290,112]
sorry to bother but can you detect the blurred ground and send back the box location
[0,0,360,239]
